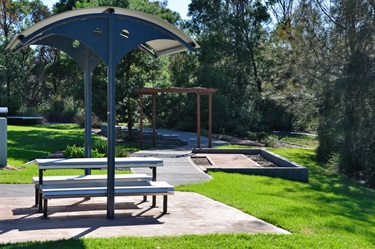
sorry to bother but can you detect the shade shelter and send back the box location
[6,7,199,219]
[137,87,217,148]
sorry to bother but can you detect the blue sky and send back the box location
[41,0,191,19]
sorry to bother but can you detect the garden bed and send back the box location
[191,148,309,182]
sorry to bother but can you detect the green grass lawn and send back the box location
[269,132,318,148]
[6,124,84,166]
[2,124,138,183]
[1,125,374,248]
[178,148,375,248]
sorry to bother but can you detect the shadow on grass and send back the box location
[181,148,375,244]
[1,239,85,249]
[34,124,81,130]
[268,148,375,243]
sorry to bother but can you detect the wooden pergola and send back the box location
[137,87,217,148]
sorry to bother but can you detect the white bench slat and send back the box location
[40,181,174,217]
[33,174,152,184]
[33,174,153,207]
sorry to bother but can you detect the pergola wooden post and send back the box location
[137,87,216,148]
[208,93,213,148]
[196,93,201,148]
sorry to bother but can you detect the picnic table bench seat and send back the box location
[40,181,174,218]
[32,174,152,206]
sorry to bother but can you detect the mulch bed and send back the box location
[191,154,278,168]
[246,154,278,167]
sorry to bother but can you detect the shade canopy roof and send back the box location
[6,7,199,66]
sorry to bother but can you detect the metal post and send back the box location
[0,117,7,167]
[208,94,213,148]
[139,94,143,147]
[107,13,116,219]
[84,49,92,175]
[152,93,156,147]
[197,93,201,148]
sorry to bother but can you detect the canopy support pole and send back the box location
[139,94,144,148]
[84,49,92,175]
[197,93,201,149]
[152,93,157,147]
[208,94,213,148]
[107,13,116,219]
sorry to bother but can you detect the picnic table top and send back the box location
[36,157,163,169]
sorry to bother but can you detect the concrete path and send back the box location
[130,129,231,185]
[131,149,212,186]
[0,130,291,244]
[0,193,288,244]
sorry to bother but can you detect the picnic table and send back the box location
[34,157,173,218]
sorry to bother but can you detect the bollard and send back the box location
[0,117,7,166]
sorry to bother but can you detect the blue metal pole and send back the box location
[84,48,92,175]
[107,12,116,219]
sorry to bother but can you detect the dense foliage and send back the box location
[0,0,374,185]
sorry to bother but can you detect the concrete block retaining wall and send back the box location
[192,148,309,183]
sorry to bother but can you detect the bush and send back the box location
[0,94,22,115]
[63,144,84,158]
[63,144,102,158]
[41,97,78,123]
[246,131,269,142]
[73,112,101,128]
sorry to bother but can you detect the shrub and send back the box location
[115,147,129,157]
[42,98,78,123]
[246,131,269,142]
[73,112,101,128]
[63,144,102,158]
[63,144,84,158]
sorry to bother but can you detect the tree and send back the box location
[0,0,50,114]
[316,0,375,186]
[261,0,327,131]
[187,0,282,134]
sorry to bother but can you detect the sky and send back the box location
[41,0,191,19]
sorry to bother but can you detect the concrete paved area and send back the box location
[131,150,212,186]
[0,129,290,244]
[0,193,288,244]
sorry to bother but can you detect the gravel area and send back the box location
[191,157,212,166]
[191,154,278,168]
[246,154,278,167]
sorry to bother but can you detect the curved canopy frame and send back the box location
[7,7,199,219]
[7,7,199,61]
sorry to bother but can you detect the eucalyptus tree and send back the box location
[316,0,375,186]
[261,0,328,130]
[0,0,50,114]
[187,0,274,134]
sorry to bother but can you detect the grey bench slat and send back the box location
[41,181,174,196]
[40,181,156,189]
